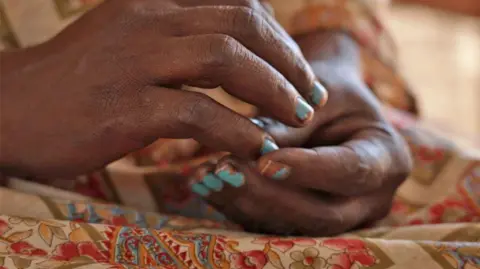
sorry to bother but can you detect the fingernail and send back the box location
[311,81,328,106]
[191,183,210,197]
[261,137,279,155]
[295,97,314,122]
[259,160,291,180]
[215,163,245,187]
[202,173,224,191]
[250,118,265,128]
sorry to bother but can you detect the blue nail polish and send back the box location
[312,81,327,106]
[216,165,245,187]
[261,138,279,155]
[296,97,314,121]
[271,168,290,180]
[250,118,265,128]
[260,160,291,180]
[202,173,224,191]
[191,183,210,197]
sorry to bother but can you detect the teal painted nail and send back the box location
[272,168,290,180]
[312,81,327,106]
[259,160,291,180]
[202,173,224,191]
[261,138,279,155]
[216,164,245,187]
[250,118,265,128]
[191,183,210,197]
[295,97,314,122]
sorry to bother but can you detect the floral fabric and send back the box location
[0,0,479,268]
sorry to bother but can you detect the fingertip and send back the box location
[260,136,279,156]
[295,97,315,123]
[257,147,309,167]
[311,81,328,107]
[257,159,291,180]
[191,183,211,197]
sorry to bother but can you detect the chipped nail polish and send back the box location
[261,137,279,155]
[191,183,210,197]
[311,81,328,106]
[259,160,291,180]
[202,173,224,191]
[295,97,314,122]
[215,164,245,187]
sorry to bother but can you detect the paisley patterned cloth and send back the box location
[0,0,479,268]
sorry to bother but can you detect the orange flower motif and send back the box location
[252,237,316,252]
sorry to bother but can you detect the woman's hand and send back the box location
[0,0,328,177]
[189,31,412,236]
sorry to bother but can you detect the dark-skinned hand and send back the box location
[0,0,328,178]
[188,31,412,236]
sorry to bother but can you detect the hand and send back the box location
[188,31,412,236]
[0,0,328,177]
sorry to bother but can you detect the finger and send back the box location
[189,156,383,236]
[165,5,328,108]
[145,35,314,126]
[176,0,299,51]
[133,87,280,159]
[257,128,410,196]
[250,117,316,147]
[148,139,202,163]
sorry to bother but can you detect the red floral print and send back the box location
[322,238,376,268]
[10,241,47,256]
[230,250,267,269]
[52,241,109,263]
[323,238,366,252]
[252,237,316,252]
[408,219,424,225]
[428,198,477,223]
[327,253,352,269]
[290,247,326,269]
[416,146,445,163]
[0,219,9,235]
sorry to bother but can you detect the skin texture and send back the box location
[190,31,412,236]
[0,0,411,236]
[0,0,327,178]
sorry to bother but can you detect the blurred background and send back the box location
[387,0,479,145]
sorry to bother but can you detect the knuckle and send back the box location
[354,146,386,192]
[176,93,217,130]
[204,35,239,72]
[231,7,265,37]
